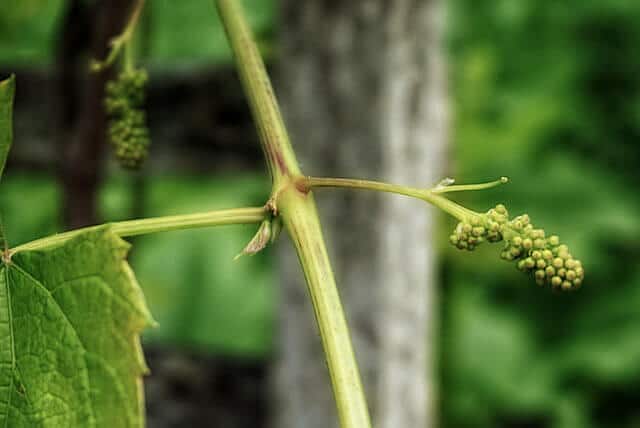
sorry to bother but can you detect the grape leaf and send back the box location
[0,227,154,427]
[0,75,15,182]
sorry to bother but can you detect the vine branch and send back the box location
[11,206,266,254]
[90,0,146,72]
[215,1,372,426]
[215,0,300,185]
[299,176,509,222]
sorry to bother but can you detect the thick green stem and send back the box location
[215,0,300,185]
[279,188,371,428]
[11,207,266,254]
[215,1,372,426]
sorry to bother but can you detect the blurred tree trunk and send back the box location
[275,1,448,428]
[56,0,133,229]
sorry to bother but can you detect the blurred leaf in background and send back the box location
[148,0,274,67]
[0,0,273,67]
[0,0,65,65]
[444,0,640,427]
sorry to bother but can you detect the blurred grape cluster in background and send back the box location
[1,0,639,427]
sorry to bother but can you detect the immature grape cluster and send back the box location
[105,69,150,169]
[449,204,584,290]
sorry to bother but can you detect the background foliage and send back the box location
[1,0,639,426]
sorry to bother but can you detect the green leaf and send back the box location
[0,226,154,427]
[0,74,15,183]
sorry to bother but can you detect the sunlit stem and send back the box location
[10,206,266,254]
[431,176,508,194]
[90,0,146,72]
[300,176,482,221]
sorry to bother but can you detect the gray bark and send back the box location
[275,1,449,428]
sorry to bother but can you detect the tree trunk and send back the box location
[275,1,448,427]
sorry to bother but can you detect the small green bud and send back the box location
[534,238,546,249]
[487,232,501,243]
[472,227,485,237]
[522,238,533,250]
[551,276,562,287]
[535,270,546,285]
[501,251,514,261]
[517,260,527,271]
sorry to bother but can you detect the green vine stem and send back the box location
[214,0,300,187]
[215,0,372,426]
[299,176,509,222]
[90,0,146,72]
[10,207,266,254]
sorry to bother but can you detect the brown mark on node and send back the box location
[294,178,310,195]
[266,145,288,176]
[274,150,288,175]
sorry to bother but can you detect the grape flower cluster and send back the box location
[104,69,150,169]
[449,204,584,290]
